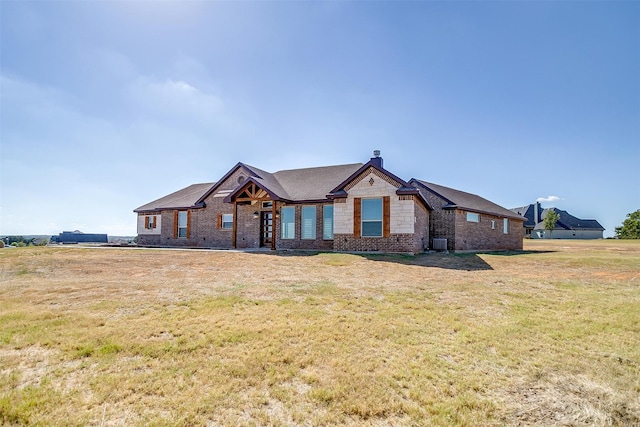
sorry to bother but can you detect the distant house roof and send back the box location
[412,179,523,220]
[134,183,215,213]
[510,204,605,231]
[510,204,543,228]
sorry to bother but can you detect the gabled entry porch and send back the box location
[229,182,277,250]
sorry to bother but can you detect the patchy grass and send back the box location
[1,241,639,426]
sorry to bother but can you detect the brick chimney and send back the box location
[371,150,383,168]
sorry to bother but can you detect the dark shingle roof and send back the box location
[273,163,363,200]
[413,180,523,220]
[533,208,605,231]
[510,204,541,228]
[224,163,364,202]
[511,204,604,231]
[134,183,214,212]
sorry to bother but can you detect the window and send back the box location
[262,201,273,209]
[323,205,334,240]
[222,214,233,230]
[301,206,316,239]
[466,212,480,223]
[362,198,383,237]
[281,207,295,239]
[177,211,188,238]
[145,215,157,229]
[491,220,496,230]
[503,218,509,234]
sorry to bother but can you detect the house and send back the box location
[135,152,524,253]
[52,230,108,244]
[410,179,525,252]
[510,202,605,239]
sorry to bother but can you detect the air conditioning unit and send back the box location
[432,238,447,251]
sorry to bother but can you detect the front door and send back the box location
[260,212,273,247]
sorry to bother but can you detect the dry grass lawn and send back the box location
[1,240,639,426]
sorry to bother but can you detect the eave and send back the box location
[133,202,206,214]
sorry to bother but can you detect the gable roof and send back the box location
[412,179,523,220]
[195,162,266,205]
[275,163,364,201]
[224,163,364,203]
[134,183,214,213]
[323,159,431,210]
[510,204,541,228]
[514,206,605,231]
[328,159,414,196]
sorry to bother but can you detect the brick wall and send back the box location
[418,188,457,251]
[412,202,430,252]
[333,233,418,253]
[235,203,262,248]
[274,202,334,251]
[454,210,524,251]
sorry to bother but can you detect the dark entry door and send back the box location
[260,212,273,247]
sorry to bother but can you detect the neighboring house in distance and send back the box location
[134,152,524,253]
[510,202,605,239]
[52,230,108,244]
[410,180,525,252]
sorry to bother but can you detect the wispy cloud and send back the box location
[128,76,223,122]
[536,195,561,203]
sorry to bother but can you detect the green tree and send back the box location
[615,210,640,239]
[543,209,560,239]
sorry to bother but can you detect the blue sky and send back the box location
[1,1,638,237]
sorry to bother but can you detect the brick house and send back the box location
[410,179,524,252]
[135,153,523,253]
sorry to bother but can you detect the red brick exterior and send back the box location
[136,164,521,253]
[454,210,523,251]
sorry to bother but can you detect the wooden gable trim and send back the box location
[234,182,272,202]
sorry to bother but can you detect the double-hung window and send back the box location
[362,198,383,237]
[222,214,233,230]
[503,218,509,234]
[301,206,316,239]
[281,207,295,239]
[323,205,334,240]
[177,211,188,238]
[145,215,156,230]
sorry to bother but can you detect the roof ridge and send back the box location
[273,162,363,174]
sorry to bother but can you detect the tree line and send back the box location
[1,236,50,247]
